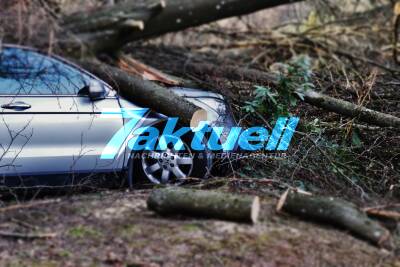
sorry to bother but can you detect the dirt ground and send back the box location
[0,189,397,267]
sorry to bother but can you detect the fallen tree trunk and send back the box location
[147,187,260,224]
[178,62,400,129]
[80,60,200,124]
[60,0,302,54]
[301,90,400,129]
[279,191,392,248]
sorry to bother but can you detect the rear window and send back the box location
[0,47,90,95]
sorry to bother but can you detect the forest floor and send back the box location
[0,189,397,267]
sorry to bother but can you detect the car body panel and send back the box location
[0,44,237,186]
[0,95,123,177]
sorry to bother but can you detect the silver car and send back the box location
[0,45,236,188]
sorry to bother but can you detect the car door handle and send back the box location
[1,101,31,111]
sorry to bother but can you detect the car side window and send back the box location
[0,47,90,95]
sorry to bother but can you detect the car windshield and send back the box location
[0,46,91,95]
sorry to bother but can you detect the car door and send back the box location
[0,46,123,180]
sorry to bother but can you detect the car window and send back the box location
[0,47,91,95]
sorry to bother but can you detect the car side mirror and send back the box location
[78,80,106,100]
[88,80,106,100]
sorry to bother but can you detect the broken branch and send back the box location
[364,208,400,221]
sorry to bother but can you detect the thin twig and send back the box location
[0,199,61,213]
[0,231,57,239]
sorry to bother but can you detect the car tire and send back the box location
[128,135,211,187]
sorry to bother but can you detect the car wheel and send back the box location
[128,136,211,187]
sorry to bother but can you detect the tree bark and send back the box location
[147,187,260,224]
[80,60,200,125]
[61,0,301,54]
[280,191,393,248]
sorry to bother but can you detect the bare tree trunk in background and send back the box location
[60,0,302,55]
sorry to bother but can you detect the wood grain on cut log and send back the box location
[147,187,260,224]
[279,191,393,248]
[177,62,400,129]
[60,0,302,54]
[80,60,200,125]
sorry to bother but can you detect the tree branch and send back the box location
[60,0,302,54]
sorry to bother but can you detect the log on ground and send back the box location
[279,191,393,248]
[147,187,260,224]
